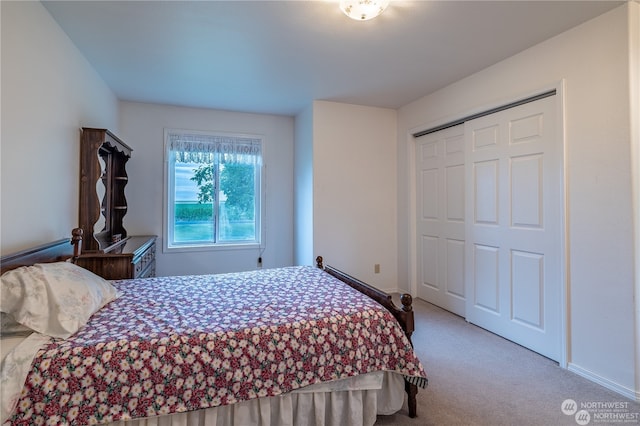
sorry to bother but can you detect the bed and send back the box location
[0,229,427,426]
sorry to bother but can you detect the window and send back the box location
[164,129,263,251]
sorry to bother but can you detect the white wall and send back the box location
[119,101,294,276]
[313,101,398,292]
[631,0,640,399]
[294,104,314,266]
[397,3,639,398]
[0,1,119,254]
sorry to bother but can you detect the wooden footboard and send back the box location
[315,256,419,418]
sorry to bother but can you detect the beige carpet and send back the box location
[376,298,640,426]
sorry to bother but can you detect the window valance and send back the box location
[166,131,262,164]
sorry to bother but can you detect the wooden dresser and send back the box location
[77,128,158,280]
[75,236,157,280]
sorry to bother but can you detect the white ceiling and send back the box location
[42,0,623,116]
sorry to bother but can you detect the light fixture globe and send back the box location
[339,0,390,21]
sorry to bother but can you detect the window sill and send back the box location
[163,242,262,254]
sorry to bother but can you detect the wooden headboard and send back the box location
[0,229,83,275]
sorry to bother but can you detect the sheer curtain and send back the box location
[166,131,262,165]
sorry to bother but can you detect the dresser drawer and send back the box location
[76,235,157,280]
[133,242,156,278]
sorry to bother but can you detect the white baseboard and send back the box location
[568,362,639,401]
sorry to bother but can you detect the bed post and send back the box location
[315,255,419,418]
[71,227,83,262]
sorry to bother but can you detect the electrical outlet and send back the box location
[374,264,380,274]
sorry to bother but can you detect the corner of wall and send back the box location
[628,0,640,402]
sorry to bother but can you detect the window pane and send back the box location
[174,162,215,243]
[219,163,256,242]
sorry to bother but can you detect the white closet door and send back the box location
[464,95,562,361]
[416,125,466,316]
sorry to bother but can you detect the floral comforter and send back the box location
[6,266,427,425]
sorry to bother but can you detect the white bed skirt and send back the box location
[108,372,405,426]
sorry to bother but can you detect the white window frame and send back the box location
[163,128,265,253]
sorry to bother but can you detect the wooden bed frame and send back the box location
[1,228,419,418]
[315,256,419,417]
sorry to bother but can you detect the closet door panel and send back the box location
[464,95,561,361]
[416,125,466,316]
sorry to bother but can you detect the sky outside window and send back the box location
[175,163,199,201]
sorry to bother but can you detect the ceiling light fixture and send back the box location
[339,0,390,21]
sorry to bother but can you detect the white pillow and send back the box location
[0,312,32,336]
[0,262,119,339]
